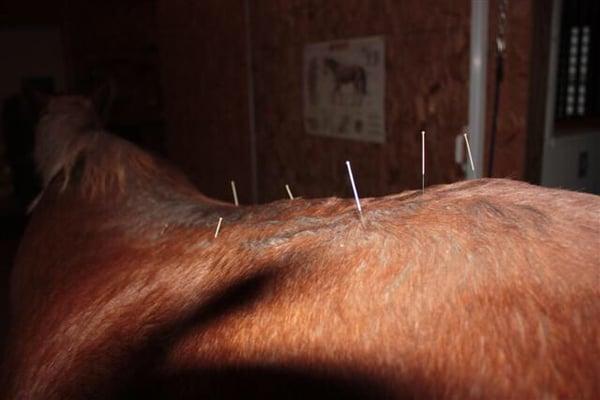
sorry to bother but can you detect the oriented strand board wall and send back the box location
[250,0,471,202]
[157,1,254,203]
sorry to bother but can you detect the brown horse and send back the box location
[1,94,599,399]
[323,58,367,104]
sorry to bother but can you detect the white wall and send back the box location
[541,133,600,193]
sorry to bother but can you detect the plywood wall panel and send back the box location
[251,0,471,202]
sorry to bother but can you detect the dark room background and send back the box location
[0,0,545,206]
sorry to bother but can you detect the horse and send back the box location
[323,58,367,105]
[1,94,599,399]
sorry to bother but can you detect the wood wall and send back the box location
[157,0,481,203]
[249,1,470,202]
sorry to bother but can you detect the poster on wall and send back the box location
[303,36,385,143]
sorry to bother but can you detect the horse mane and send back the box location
[32,96,197,206]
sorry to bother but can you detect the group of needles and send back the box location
[214,131,476,238]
